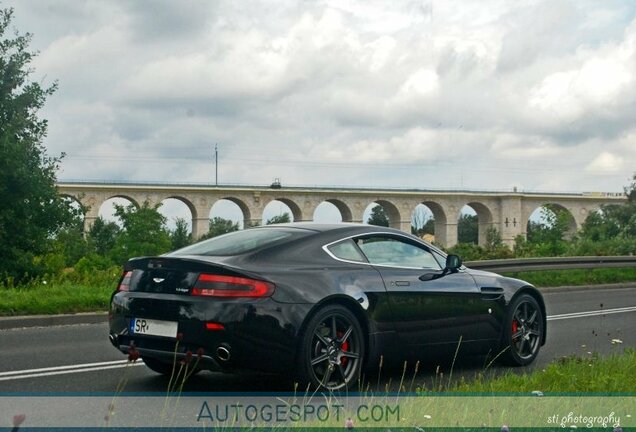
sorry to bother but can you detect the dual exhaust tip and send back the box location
[110,333,231,363]
[216,344,231,362]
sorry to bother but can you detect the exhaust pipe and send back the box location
[109,334,119,347]
[216,345,231,362]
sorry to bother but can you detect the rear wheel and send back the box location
[297,304,365,391]
[501,294,544,366]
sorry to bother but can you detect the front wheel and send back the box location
[297,305,365,391]
[500,294,544,366]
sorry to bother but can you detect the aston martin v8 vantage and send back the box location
[109,223,546,390]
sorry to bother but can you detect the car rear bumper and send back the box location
[117,343,223,371]
[108,291,312,373]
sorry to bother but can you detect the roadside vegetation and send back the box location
[503,268,636,288]
[446,348,636,393]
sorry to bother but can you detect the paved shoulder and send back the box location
[0,312,108,330]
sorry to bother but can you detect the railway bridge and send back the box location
[57,181,625,248]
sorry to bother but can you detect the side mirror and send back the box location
[445,254,462,271]
[420,255,462,282]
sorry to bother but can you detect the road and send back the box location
[1,286,635,393]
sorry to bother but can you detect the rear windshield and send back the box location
[169,228,310,256]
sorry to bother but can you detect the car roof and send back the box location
[258,222,398,234]
[257,222,426,246]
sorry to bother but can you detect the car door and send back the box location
[354,234,484,355]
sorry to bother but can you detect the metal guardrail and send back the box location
[465,256,636,273]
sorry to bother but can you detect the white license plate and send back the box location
[129,318,178,338]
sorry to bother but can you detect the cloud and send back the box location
[586,152,624,173]
[4,0,636,195]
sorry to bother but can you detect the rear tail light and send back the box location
[118,271,132,292]
[191,274,275,298]
[205,322,225,331]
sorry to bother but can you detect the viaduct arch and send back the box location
[59,182,624,248]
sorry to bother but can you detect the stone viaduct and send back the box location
[57,181,625,248]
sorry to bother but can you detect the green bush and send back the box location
[447,243,484,261]
[75,254,116,273]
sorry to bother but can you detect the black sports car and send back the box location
[109,223,546,390]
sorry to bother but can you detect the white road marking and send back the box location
[0,359,130,377]
[0,360,144,382]
[1,305,635,382]
[547,306,636,321]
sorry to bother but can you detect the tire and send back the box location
[142,356,201,377]
[297,304,365,391]
[500,294,544,366]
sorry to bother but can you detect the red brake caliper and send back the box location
[337,331,349,366]
[511,320,519,338]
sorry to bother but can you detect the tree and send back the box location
[483,226,513,259]
[526,205,570,255]
[0,8,75,280]
[50,216,88,267]
[412,218,434,236]
[457,214,478,244]
[367,205,389,227]
[411,206,434,236]
[109,201,171,264]
[580,175,636,241]
[87,216,120,256]
[202,217,239,239]
[170,217,192,250]
[579,210,615,242]
[266,213,291,225]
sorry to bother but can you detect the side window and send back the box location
[327,239,367,263]
[355,236,441,269]
[432,251,447,268]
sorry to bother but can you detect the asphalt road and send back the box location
[1,286,635,393]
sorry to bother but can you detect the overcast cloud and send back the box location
[6,0,636,193]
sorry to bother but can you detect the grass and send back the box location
[0,268,119,316]
[0,281,114,316]
[448,348,636,393]
[503,267,636,288]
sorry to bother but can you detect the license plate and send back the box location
[129,318,178,338]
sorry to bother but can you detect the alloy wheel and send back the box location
[307,309,363,390]
[509,297,542,361]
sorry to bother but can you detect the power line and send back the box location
[61,154,630,176]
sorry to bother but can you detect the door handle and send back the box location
[393,281,410,287]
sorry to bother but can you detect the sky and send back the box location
[5,0,636,226]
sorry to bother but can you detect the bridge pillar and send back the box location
[83,207,101,233]
[350,205,365,225]
[442,222,458,248]
[80,194,103,234]
[398,220,412,234]
[192,217,210,239]
[245,218,262,228]
[477,222,491,247]
[499,196,524,247]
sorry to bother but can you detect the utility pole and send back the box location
[214,144,218,186]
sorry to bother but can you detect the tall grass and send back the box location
[0,267,119,315]
[449,348,636,393]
